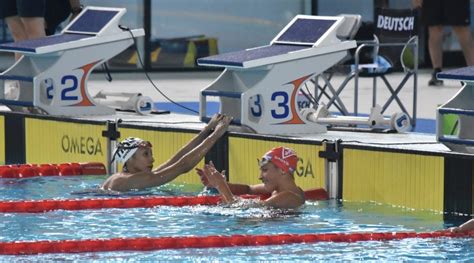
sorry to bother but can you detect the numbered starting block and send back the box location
[197,15,356,135]
[437,66,474,153]
[0,6,144,116]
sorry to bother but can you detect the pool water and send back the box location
[0,176,473,261]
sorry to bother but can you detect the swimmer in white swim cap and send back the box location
[101,114,232,191]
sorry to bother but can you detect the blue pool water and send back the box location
[0,176,472,261]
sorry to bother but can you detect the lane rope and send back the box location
[1,230,472,255]
[0,188,329,213]
[0,162,106,178]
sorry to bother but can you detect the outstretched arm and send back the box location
[102,115,231,191]
[144,115,232,186]
[451,219,474,232]
[155,114,223,172]
[197,167,270,195]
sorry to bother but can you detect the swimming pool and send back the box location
[0,176,472,261]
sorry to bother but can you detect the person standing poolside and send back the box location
[196,146,305,209]
[101,114,232,192]
[0,0,46,60]
[45,0,83,36]
[1,0,46,101]
[412,0,474,86]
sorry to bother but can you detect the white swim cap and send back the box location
[111,137,152,164]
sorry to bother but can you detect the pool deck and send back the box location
[0,66,465,154]
[84,69,462,120]
[82,68,460,152]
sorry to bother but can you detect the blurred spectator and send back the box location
[0,0,46,60]
[45,0,83,36]
[413,0,474,86]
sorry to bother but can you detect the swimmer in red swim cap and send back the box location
[197,146,305,209]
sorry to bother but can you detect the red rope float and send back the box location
[1,230,473,255]
[0,188,328,213]
[0,162,106,178]
[0,196,221,213]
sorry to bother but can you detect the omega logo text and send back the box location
[61,135,103,155]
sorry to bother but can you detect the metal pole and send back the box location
[102,120,121,175]
[143,0,152,70]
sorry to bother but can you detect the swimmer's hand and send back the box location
[195,167,211,187]
[449,227,461,233]
[195,161,225,188]
[204,113,223,132]
[213,115,233,137]
[203,161,227,187]
[201,161,235,203]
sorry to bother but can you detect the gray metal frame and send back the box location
[353,35,418,127]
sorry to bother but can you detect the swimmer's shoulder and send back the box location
[101,172,131,191]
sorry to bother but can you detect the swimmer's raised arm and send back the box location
[130,116,231,189]
[101,115,232,192]
[155,114,224,172]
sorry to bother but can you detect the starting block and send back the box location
[197,15,356,135]
[0,6,145,116]
[437,66,474,153]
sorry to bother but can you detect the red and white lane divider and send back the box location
[0,188,329,213]
[0,230,473,255]
[0,162,106,178]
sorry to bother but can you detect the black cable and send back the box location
[450,119,459,136]
[101,63,113,82]
[303,82,318,105]
[119,25,199,115]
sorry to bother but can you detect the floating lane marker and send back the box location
[0,162,106,178]
[0,230,473,255]
[0,188,329,213]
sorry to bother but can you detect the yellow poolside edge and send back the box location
[25,118,107,164]
[2,111,472,215]
[343,148,444,212]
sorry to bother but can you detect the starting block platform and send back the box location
[437,66,474,153]
[0,6,145,116]
[197,15,356,135]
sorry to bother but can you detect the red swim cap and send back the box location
[261,147,298,174]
